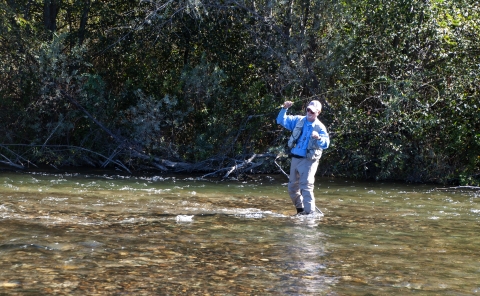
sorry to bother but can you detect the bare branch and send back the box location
[0,153,24,169]
[0,145,38,168]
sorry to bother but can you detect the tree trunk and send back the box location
[44,0,61,34]
[78,0,91,45]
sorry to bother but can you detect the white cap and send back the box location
[307,100,322,113]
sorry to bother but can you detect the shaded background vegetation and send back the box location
[0,0,478,185]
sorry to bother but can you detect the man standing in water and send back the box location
[277,100,330,215]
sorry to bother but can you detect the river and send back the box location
[0,170,479,295]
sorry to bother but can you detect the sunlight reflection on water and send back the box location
[0,171,479,295]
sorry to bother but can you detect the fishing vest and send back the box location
[287,117,324,160]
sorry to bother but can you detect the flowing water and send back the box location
[0,170,479,295]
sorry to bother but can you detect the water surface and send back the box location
[0,171,479,295]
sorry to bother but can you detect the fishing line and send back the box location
[275,76,442,110]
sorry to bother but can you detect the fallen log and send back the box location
[202,153,277,179]
[1,91,280,175]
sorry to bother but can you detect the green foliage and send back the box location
[0,0,478,184]
[23,34,89,143]
[0,2,39,142]
[120,91,184,157]
[322,0,480,184]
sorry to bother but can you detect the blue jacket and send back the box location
[277,108,330,159]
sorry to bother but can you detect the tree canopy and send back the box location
[0,0,479,185]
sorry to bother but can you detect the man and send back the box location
[276,100,330,215]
